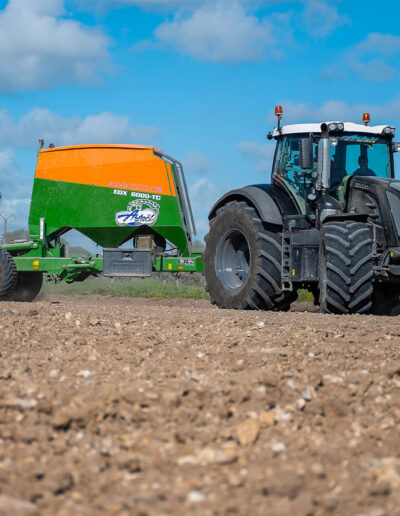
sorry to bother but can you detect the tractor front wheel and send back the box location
[204,201,296,310]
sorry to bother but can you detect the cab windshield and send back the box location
[272,133,392,213]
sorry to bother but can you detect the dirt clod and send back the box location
[237,418,260,446]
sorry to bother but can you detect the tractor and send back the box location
[204,108,400,315]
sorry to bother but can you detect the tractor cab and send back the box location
[269,111,395,215]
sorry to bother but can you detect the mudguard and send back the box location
[208,184,299,227]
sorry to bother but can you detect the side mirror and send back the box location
[299,138,314,169]
[392,142,400,153]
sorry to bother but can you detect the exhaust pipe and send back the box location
[317,123,331,192]
[316,123,343,225]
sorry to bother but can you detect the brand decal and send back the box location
[115,199,160,227]
[113,189,161,201]
[353,181,373,191]
[108,181,162,194]
[341,135,378,144]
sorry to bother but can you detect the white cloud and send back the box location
[0,0,109,91]
[349,58,394,82]
[189,177,227,237]
[302,0,350,38]
[347,33,400,81]
[189,177,219,210]
[237,140,274,172]
[322,32,400,82]
[182,151,209,175]
[0,108,162,148]
[153,0,277,63]
[0,149,32,200]
[357,33,400,57]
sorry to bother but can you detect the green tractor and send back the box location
[204,108,400,315]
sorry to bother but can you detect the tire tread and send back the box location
[320,221,373,314]
[0,248,17,298]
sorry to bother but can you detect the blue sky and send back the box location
[1,0,400,248]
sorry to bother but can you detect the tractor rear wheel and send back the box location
[5,272,43,302]
[0,248,18,298]
[319,221,373,314]
[204,201,296,310]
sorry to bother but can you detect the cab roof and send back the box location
[272,122,394,138]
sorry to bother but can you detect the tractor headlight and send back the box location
[382,126,395,137]
[327,122,344,132]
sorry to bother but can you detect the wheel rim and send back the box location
[217,229,251,290]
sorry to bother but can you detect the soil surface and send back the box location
[0,295,400,516]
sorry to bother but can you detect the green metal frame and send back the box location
[3,239,204,283]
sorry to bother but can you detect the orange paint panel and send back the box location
[35,146,175,197]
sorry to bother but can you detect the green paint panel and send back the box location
[29,178,190,254]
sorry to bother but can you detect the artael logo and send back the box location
[115,199,160,227]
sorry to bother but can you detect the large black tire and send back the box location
[5,272,43,302]
[319,221,373,314]
[0,248,17,298]
[204,201,297,310]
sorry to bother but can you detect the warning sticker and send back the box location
[178,259,195,266]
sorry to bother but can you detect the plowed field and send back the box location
[0,295,400,516]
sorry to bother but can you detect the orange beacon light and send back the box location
[363,113,370,125]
